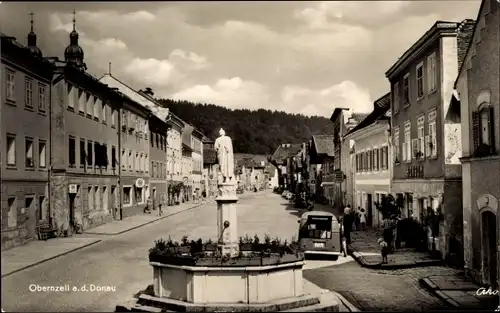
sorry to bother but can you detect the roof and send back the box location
[99,74,170,120]
[182,124,194,147]
[311,135,335,157]
[270,144,303,163]
[385,20,474,78]
[300,211,338,221]
[350,113,370,123]
[344,94,391,138]
[455,2,486,88]
[330,108,350,124]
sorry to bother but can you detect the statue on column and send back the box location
[214,128,235,184]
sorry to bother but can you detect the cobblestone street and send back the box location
[304,262,462,311]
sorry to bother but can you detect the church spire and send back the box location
[27,12,42,58]
[65,9,86,70]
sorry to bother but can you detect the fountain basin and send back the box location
[152,259,304,304]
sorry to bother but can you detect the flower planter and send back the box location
[240,243,253,251]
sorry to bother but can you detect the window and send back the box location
[403,74,410,106]
[111,109,116,127]
[86,94,94,116]
[412,138,419,160]
[151,161,155,177]
[94,186,100,210]
[38,196,46,221]
[381,146,388,170]
[80,139,86,167]
[93,98,100,120]
[88,186,94,210]
[394,128,400,164]
[8,197,17,228]
[38,83,47,112]
[112,146,117,168]
[87,141,93,166]
[25,137,34,168]
[136,153,140,172]
[375,148,380,171]
[135,186,144,204]
[101,102,107,123]
[367,150,372,171]
[404,121,411,162]
[25,78,33,108]
[78,90,85,113]
[480,107,492,146]
[428,110,437,157]
[6,134,16,166]
[121,149,126,170]
[38,140,46,168]
[416,62,424,99]
[427,53,437,93]
[6,70,15,101]
[69,136,76,167]
[417,116,425,159]
[67,84,75,109]
[145,155,149,172]
[139,154,143,172]
[123,186,131,205]
[129,150,133,170]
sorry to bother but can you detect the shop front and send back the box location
[121,176,150,218]
[391,175,462,259]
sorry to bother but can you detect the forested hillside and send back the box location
[157,99,333,155]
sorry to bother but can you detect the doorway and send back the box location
[481,211,498,287]
[26,197,36,240]
[111,186,119,220]
[367,194,373,227]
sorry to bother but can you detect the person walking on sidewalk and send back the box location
[339,217,348,257]
[343,205,353,244]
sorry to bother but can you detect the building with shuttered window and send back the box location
[385,19,475,260]
[456,0,499,288]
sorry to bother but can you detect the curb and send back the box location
[85,202,206,236]
[348,246,444,270]
[419,278,460,308]
[1,239,102,278]
[331,291,360,312]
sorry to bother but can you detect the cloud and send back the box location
[171,77,270,110]
[281,81,373,117]
[124,58,176,86]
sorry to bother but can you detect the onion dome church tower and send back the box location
[27,12,43,58]
[64,10,87,70]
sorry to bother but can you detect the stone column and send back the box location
[216,182,239,257]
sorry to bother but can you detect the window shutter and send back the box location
[490,107,495,153]
[425,135,431,157]
[472,111,480,152]
[402,142,406,162]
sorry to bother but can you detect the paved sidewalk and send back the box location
[1,237,101,277]
[1,201,205,278]
[348,228,442,269]
[85,201,205,235]
[419,274,498,310]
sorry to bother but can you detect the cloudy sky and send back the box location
[0,1,480,117]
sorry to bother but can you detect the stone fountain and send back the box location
[116,129,339,312]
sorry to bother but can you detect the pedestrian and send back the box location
[354,206,361,231]
[377,238,389,264]
[144,197,152,214]
[339,217,348,257]
[343,205,353,244]
[359,208,367,231]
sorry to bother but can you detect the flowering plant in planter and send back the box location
[149,235,303,267]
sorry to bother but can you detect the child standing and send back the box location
[378,238,389,263]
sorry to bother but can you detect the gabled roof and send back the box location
[311,135,335,157]
[270,144,303,163]
[330,107,350,123]
[344,94,391,138]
